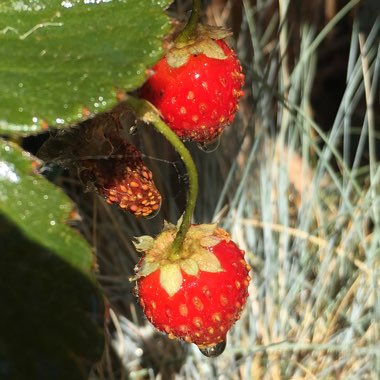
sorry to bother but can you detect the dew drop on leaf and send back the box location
[196,136,221,153]
[199,340,226,357]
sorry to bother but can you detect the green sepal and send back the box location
[180,258,199,276]
[159,263,183,297]
[166,24,232,68]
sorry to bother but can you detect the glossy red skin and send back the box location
[141,40,244,142]
[137,240,250,347]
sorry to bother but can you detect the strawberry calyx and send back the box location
[166,24,232,68]
[133,223,230,297]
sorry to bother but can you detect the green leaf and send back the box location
[0,139,104,379]
[0,0,172,135]
[0,139,93,273]
[0,213,104,380]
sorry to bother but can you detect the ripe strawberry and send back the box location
[80,141,161,217]
[133,223,250,354]
[141,25,244,143]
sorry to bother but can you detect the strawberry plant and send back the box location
[0,0,249,378]
[2,0,379,378]
[0,0,172,379]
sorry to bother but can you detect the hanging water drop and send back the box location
[119,111,137,133]
[129,125,138,135]
[197,135,221,153]
[199,340,226,357]
[143,200,162,220]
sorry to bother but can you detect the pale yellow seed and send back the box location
[220,294,228,306]
[179,304,188,317]
[193,317,203,328]
[192,297,204,311]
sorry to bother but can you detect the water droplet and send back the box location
[0,161,19,183]
[197,136,221,153]
[119,111,137,132]
[199,340,226,357]
[61,0,74,9]
[143,201,161,220]
[129,125,138,135]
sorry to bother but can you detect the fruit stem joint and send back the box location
[175,0,202,44]
[125,96,199,258]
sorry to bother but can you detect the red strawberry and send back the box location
[80,141,161,217]
[141,25,244,143]
[133,223,250,355]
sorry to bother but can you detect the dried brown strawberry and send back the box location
[38,103,161,217]
[80,141,161,217]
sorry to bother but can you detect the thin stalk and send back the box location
[125,96,198,259]
[175,0,202,44]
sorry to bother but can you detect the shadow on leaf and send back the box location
[0,214,104,380]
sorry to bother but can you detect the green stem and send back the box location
[175,0,202,44]
[125,96,198,260]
